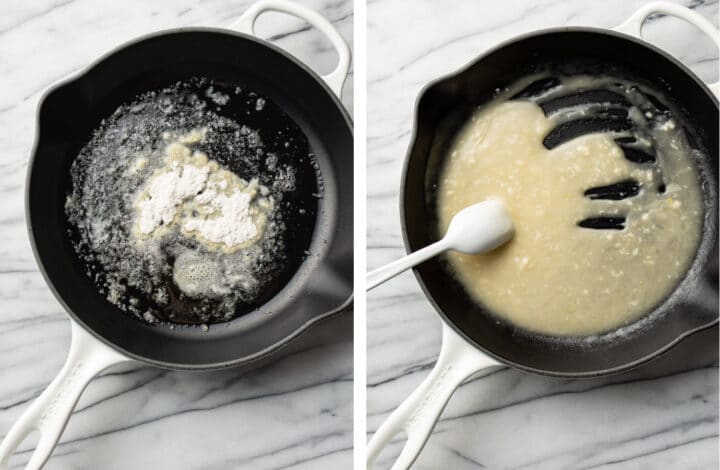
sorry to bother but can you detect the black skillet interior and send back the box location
[28,29,353,369]
[402,29,718,377]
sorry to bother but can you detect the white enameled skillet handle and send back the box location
[367,322,501,470]
[0,321,130,470]
[615,1,720,97]
[231,0,351,98]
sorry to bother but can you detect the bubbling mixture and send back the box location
[66,78,318,325]
[437,74,704,336]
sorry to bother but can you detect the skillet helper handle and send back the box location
[232,0,351,98]
[615,1,720,97]
[0,322,129,470]
[366,322,500,470]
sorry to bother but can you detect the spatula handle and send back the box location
[366,239,450,291]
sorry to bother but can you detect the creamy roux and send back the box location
[437,83,703,336]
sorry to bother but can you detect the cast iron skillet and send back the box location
[368,3,718,469]
[0,1,352,469]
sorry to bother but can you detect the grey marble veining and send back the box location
[0,0,353,468]
[366,0,719,468]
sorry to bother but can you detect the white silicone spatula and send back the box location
[366,199,514,291]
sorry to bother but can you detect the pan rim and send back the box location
[398,26,718,378]
[26,27,353,370]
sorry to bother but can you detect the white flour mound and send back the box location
[136,161,209,234]
[133,132,273,252]
[182,190,258,246]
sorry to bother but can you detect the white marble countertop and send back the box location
[367,0,719,468]
[0,0,353,469]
